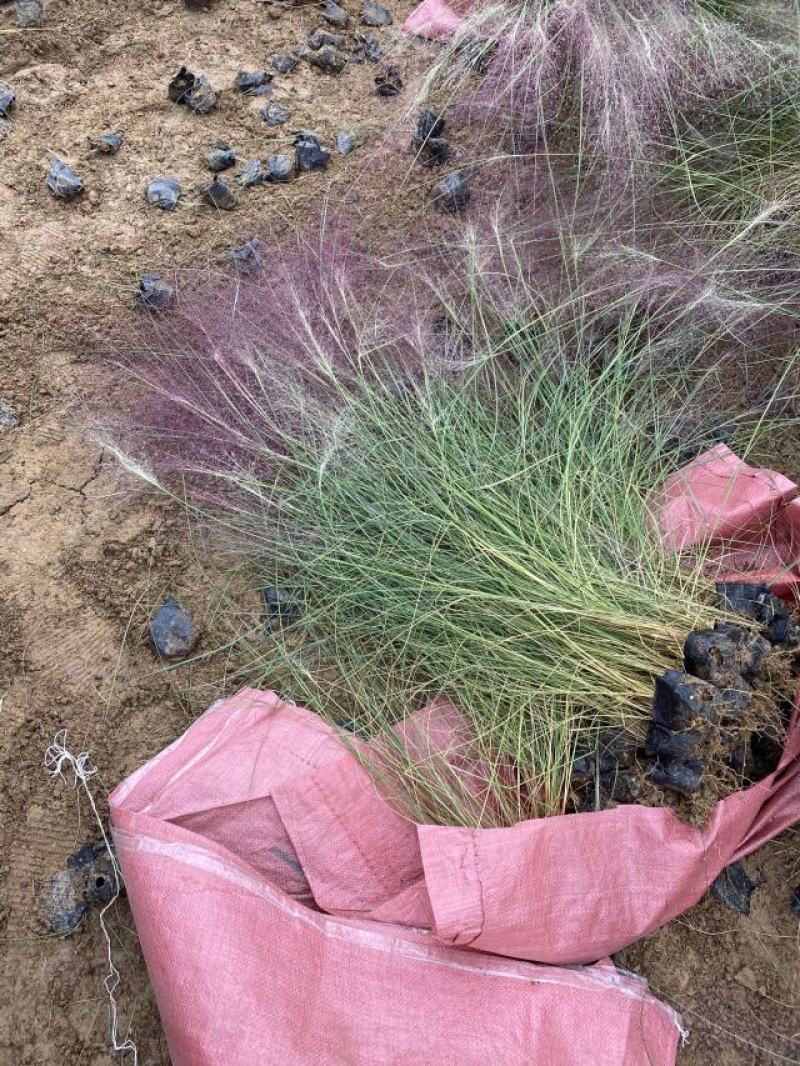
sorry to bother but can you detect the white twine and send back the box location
[45,730,139,1065]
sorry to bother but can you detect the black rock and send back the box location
[711,860,759,915]
[229,239,262,272]
[0,402,19,430]
[267,153,297,181]
[235,70,273,95]
[46,158,84,200]
[89,130,124,154]
[335,129,356,154]
[40,843,120,937]
[150,596,198,658]
[434,170,470,214]
[645,756,706,795]
[323,0,349,25]
[361,0,392,24]
[375,64,403,96]
[294,132,330,171]
[272,53,298,74]
[607,768,645,804]
[596,730,637,772]
[261,100,290,126]
[684,625,769,689]
[205,139,236,171]
[359,32,382,61]
[308,45,347,74]
[652,669,719,731]
[716,581,789,625]
[238,158,267,187]
[135,273,174,312]
[199,176,237,210]
[645,722,707,761]
[419,136,449,167]
[766,613,800,647]
[308,28,346,49]
[15,0,43,27]
[261,585,300,625]
[168,66,198,104]
[792,885,800,916]
[0,86,15,119]
[415,108,445,141]
[145,177,181,211]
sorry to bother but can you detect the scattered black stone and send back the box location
[434,170,470,213]
[308,45,348,73]
[0,402,19,430]
[415,109,444,142]
[645,722,707,761]
[361,0,392,24]
[792,885,800,916]
[352,31,382,62]
[652,669,719,731]
[238,158,267,187]
[597,730,637,772]
[267,153,297,181]
[229,238,262,272]
[711,860,760,915]
[272,53,298,74]
[88,130,123,154]
[0,86,15,119]
[413,111,449,167]
[294,131,330,171]
[261,99,290,126]
[199,176,237,210]
[645,756,705,795]
[728,729,783,782]
[375,64,403,96]
[307,27,347,49]
[261,585,300,625]
[168,67,218,113]
[335,129,356,154]
[150,596,198,658]
[205,139,236,171]
[40,843,120,938]
[235,69,274,95]
[15,0,43,27]
[607,768,646,804]
[145,177,181,211]
[135,273,174,312]
[419,136,449,167]
[716,581,789,625]
[323,0,349,25]
[684,623,769,689]
[767,613,800,647]
[46,158,84,200]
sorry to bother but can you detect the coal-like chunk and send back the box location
[238,159,267,187]
[135,273,174,312]
[375,64,403,96]
[294,132,330,171]
[352,31,382,62]
[716,582,789,625]
[570,750,595,787]
[267,153,297,181]
[168,66,197,103]
[46,159,84,200]
[169,68,218,113]
[0,86,15,119]
[235,70,273,95]
[645,756,705,795]
[39,842,120,938]
[684,625,768,688]
[335,129,356,154]
[307,28,346,49]
[652,669,718,731]
[199,176,237,210]
[323,0,349,25]
[596,731,636,772]
[272,53,298,74]
[308,45,347,74]
[416,108,445,142]
[229,239,262,272]
[261,100,290,126]
[434,171,470,214]
[89,130,124,154]
[792,885,800,916]
[261,586,300,625]
[150,596,198,658]
[419,136,449,167]
[645,722,707,761]
[15,0,43,27]
[146,177,181,211]
[361,0,392,25]
[205,139,236,171]
[604,768,645,804]
[0,403,20,430]
[711,860,759,915]
[766,614,800,647]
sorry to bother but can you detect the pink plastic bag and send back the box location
[111,690,683,1065]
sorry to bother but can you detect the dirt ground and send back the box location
[0,1,797,1064]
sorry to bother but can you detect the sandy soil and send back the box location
[0,1,797,1064]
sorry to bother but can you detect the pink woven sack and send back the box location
[110,447,800,1062]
